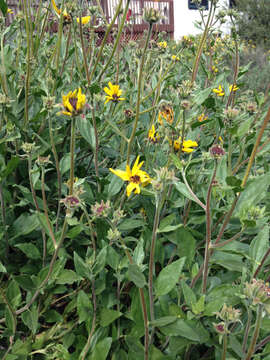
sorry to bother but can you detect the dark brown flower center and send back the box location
[112,93,119,102]
[130,175,141,184]
[69,97,78,111]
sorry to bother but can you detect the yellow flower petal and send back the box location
[109,168,130,181]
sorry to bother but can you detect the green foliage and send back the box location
[0,1,270,359]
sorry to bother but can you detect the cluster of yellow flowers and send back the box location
[212,84,239,97]
[51,0,91,25]
[157,41,167,49]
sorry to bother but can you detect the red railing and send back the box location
[6,0,174,40]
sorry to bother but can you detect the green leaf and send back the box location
[59,153,71,174]
[15,243,41,260]
[174,182,195,202]
[89,83,101,95]
[210,252,244,272]
[161,319,209,343]
[93,246,107,275]
[127,263,146,288]
[108,174,124,197]
[56,269,82,284]
[192,295,205,315]
[156,257,185,296]
[0,0,7,17]
[118,219,145,231]
[77,116,96,149]
[21,307,39,334]
[100,308,122,327]
[157,224,183,233]
[194,87,212,105]
[10,213,40,242]
[150,316,177,327]
[5,306,16,334]
[14,275,35,291]
[107,246,120,270]
[44,309,63,323]
[249,225,269,273]
[0,156,20,180]
[74,252,91,280]
[89,337,112,360]
[170,153,183,170]
[77,290,92,324]
[6,280,21,309]
[0,261,6,273]
[235,174,270,214]
[181,280,196,308]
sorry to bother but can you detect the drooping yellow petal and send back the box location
[109,168,130,181]
[51,0,61,16]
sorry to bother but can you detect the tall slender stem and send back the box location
[69,117,76,195]
[127,23,152,165]
[244,304,263,360]
[23,0,31,126]
[202,161,217,293]
[222,333,228,360]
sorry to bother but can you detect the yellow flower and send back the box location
[198,113,208,122]
[173,138,198,153]
[51,0,71,23]
[76,16,91,25]
[61,88,86,116]
[110,156,151,197]
[229,84,239,92]
[158,41,167,49]
[7,8,13,14]
[212,85,225,97]
[148,125,160,143]
[172,55,180,61]
[158,105,174,125]
[104,82,125,104]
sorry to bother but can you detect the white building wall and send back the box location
[174,0,231,40]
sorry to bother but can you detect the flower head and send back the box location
[158,41,167,49]
[61,88,86,116]
[212,85,225,97]
[148,125,160,143]
[110,156,151,197]
[104,82,125,104]
[172,55,180,61]
[7,8,14,14]
[51,0,71,24]
[229,84,239,92]
[158,105,174,125]
[210,145,225,158]
[76,16,91,25]
[173,138,198,153]
[198,113,208,122]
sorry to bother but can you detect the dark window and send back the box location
[188,0,209,10]
[229,0,236,8]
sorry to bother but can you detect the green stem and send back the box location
[202,161,217,294]
[90,100,101,193]
[148,195,163,342]
[191,1,214,84]
[23,0,31,126]
[126,23,152,165]
[41,167,57,249]
[97,0,130,82]
[242,308,252,353]
[241,105,270,188]
[49,115,62,231]
[222,333,228,360]
[69,117,76,195]
[88,0,123,84]
[244,304,263,360]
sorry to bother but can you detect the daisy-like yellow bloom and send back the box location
[158,41,167,49]
[148,125,160,143]
[7,8,14,14]
[51,0,71,23]
[104,82,125,104]
[229,84,239,92]
[158,105,174,125]
[173,138,198,153]
[172,55,180,61]
[76,16,91,25]
[61,88,86,116]
[212,85,225,97]
[198,113,208,122]
[110,156,151,197]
